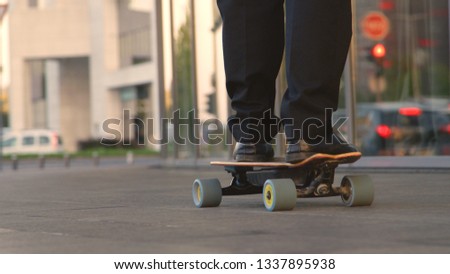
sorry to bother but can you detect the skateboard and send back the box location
[192,152,374,211]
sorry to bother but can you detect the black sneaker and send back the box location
[233,142,274,162]
[285,134,359,163]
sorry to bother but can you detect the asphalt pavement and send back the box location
[0,160,449,253]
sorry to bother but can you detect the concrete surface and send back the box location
[0,163,449,253]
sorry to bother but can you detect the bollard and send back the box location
[38,154,46,169]
[93,151,100,167]
[64,153,71,168]
[126,151,134,165]
[12,154,18,170]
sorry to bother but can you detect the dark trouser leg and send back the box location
[282,0,352,144]
[217,0,285,143]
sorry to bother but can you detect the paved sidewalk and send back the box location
[0,163,449,253]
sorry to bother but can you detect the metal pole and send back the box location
[189,0,200,162]
[343,0,358,145]
[344,59,355,144]
[154,0,168,159]
[38,154,45,169]
[64,153,71,168]
[169,0,179,159]
[11,154,17,170]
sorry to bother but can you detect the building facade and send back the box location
[5,0,163,152]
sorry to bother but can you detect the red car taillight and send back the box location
[440,124,450,134]
[376,124,392,139]
[398,107,422,116]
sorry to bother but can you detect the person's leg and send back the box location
[217,0,284,145]
[283,0,357,161]
[217,0,285,161]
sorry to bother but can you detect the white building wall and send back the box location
[45,60,60,131]
[89,0,160,144]
[59,58,91,152]
[88,0,110,138]
[8,0,90,131]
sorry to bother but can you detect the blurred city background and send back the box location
[0,0,449,164]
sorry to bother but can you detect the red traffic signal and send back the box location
[371,43,386,59]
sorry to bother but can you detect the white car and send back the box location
[1,129,63,155]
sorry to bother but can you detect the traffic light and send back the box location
[368,43,387,77]
[379,0,395,11]
[371,43,386,59]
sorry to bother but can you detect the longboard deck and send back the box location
[211,152,361,168]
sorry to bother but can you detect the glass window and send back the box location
[28,60,46,101]
[163,0,197,159]
[28,0,54,9]
[39,136,50,145]
[28,0,38,8]
[22,136,35,146]
[1,137,17,148]
[117,0,152,67]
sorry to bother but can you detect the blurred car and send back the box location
[432,110,450,155]
[358,103,438,156]
[1,129,63,155]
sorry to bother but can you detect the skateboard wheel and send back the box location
[263,179,297,211]
[192,178,222,208]
[340,175,374,207]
